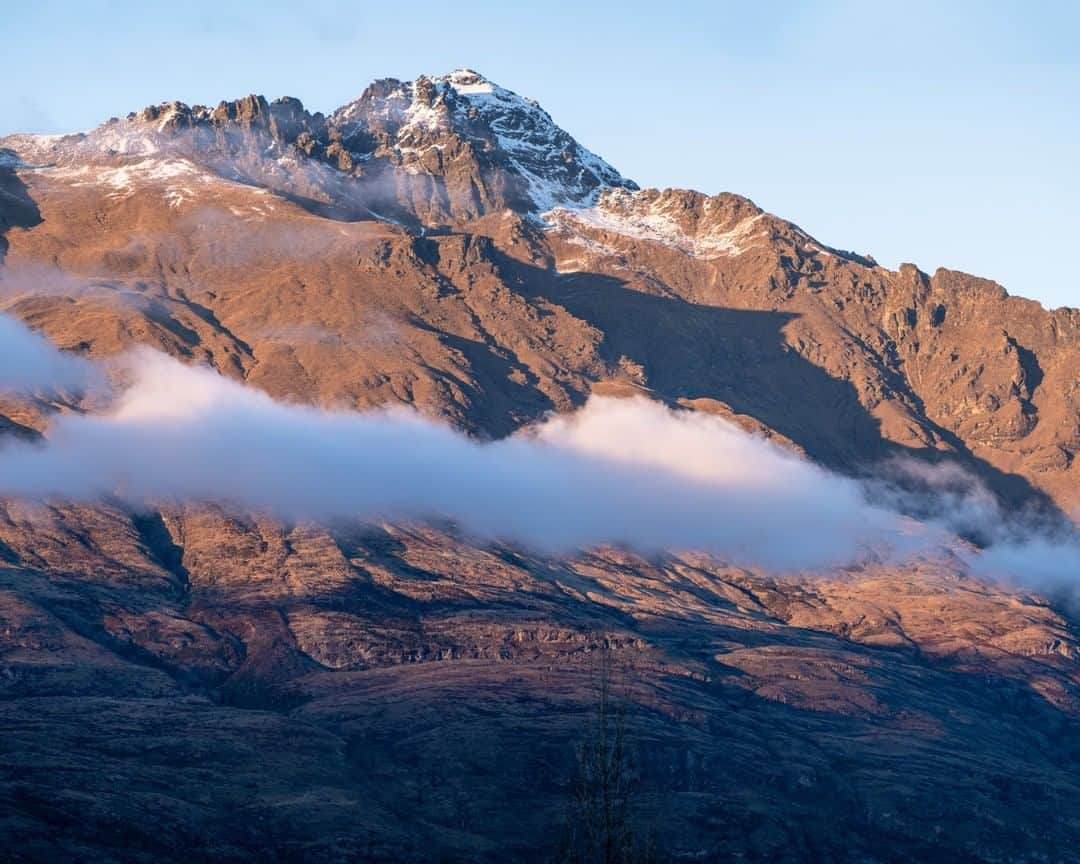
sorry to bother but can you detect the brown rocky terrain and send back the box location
[1,71,1079,862]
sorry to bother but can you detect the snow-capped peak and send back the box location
[3,69,638,226]
[330,69,637,212]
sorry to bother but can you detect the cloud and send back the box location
[865,456,1005,543]
[0,349,929,570]
[0,313,103,395]
[972,537,1080,598]
[869,454,1080,601]
[0,261,150,308]
[0,325,1075,588]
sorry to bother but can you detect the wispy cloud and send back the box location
[1,320,1077,591]
[0,348,927,569]
[0,313,102,395]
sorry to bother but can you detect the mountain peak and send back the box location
[6,68,637,223]
[330,68,637,212]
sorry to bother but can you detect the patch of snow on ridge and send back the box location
[41,157,230,207]
[442,69,495,95]
[400,99,447,135]
[544,189,767,260]
[91,124,162,157]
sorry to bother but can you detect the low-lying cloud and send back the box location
[0,313,102,395]
[0,348,929,570]
[863,455,1080,596]
[0,321,1076,590]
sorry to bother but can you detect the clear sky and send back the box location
[3,0,1077,309]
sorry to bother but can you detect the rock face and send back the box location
[1,72,1080,863]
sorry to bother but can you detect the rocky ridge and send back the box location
[6,69,635,226]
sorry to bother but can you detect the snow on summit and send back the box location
[331,68,637,211]
[3,68,639,219]
[433,69,634,210]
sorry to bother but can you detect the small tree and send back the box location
[555,644,656,864]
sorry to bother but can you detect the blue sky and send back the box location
[3,0,1077,309]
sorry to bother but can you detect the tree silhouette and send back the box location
[555,644,657,864]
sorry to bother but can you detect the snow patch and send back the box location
[400,99,447,135]
[544,191,767,260]
[443,68,496,95]
[41,157,232,208]
[164,186,194,208]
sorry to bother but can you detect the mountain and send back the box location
[1,71,1079,863]
[4,69,633,227]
